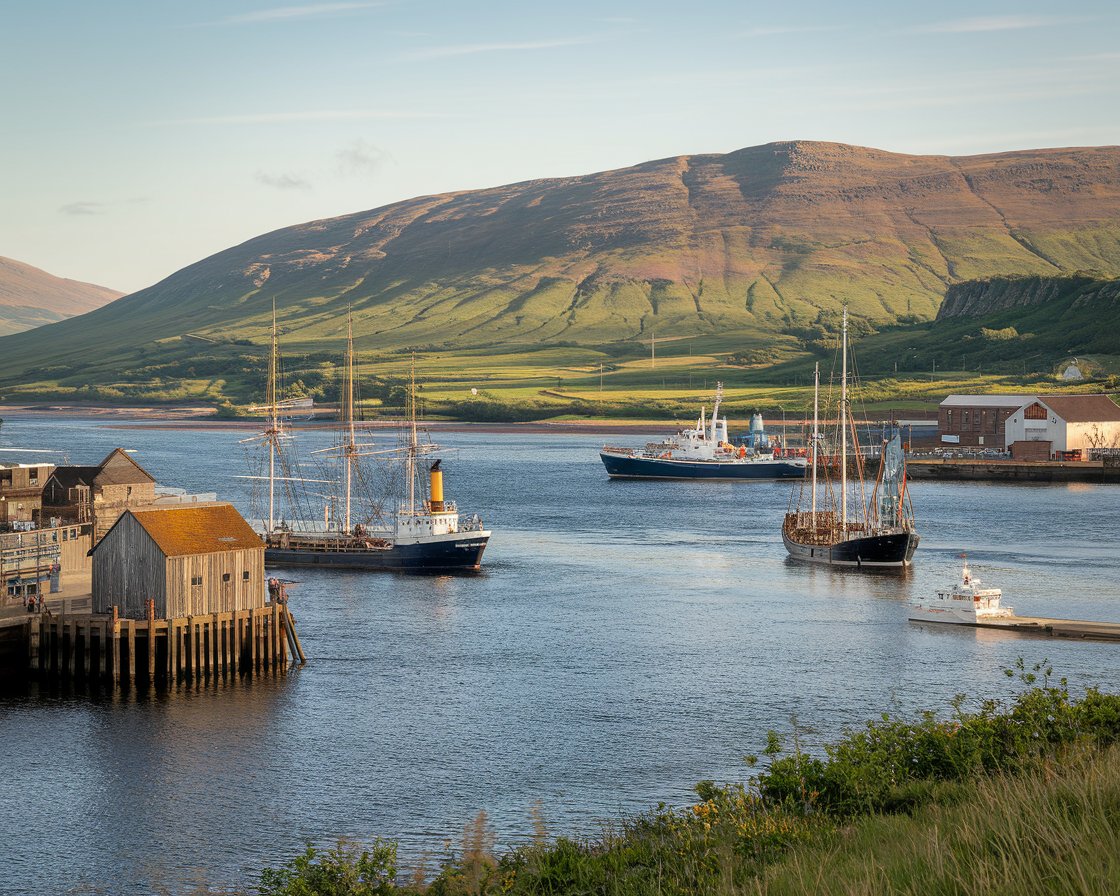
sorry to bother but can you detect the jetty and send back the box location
[907,457,1120,484]
[1,502,306,686]
[913,614,1120,642]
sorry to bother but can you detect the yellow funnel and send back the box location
[429,460,445,512]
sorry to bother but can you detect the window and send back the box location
[946,410,954,429]
[191,575,202,586]
[222,573,231,582]
[1025,403,1048,421]
[242,571,250,581]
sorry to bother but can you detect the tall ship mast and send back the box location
[249,307,491,572]
[781,307,919,568]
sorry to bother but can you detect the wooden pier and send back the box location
[914,614,1120,642]
[15,599,305,685]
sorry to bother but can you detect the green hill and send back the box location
[2,141,1120,405]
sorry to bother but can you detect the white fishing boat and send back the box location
[600,384,807,480]
[908,556,1013,624]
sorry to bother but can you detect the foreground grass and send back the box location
[249,664,1120,895]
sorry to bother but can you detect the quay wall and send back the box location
[907,458,1120,484]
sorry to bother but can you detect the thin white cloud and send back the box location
[735,25,841,38]
[256,171,312,190]
[916,15,1088,34]
[153,109,452,126]
[224,2,383,24]
[59,201,106,216]
[403,37,599,61]
[337,139,391,176]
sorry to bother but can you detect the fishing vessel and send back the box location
[908,557,1012,624]
[599,384,807,480]
[242,308,490,572]
[781,308,919,567]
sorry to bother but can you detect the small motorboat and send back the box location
[908,556,1013,625]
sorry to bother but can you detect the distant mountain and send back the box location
[1,141,1119,401]
[0,256,122,336]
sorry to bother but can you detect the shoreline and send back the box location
[0,404,675,435]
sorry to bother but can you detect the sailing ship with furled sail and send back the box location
[781,307,919,568]
[241,307,490,572]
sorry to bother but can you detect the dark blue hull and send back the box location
[265,535,489,572]
[600,451,805,480]
[783,530,920,567]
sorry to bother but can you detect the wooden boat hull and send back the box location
[783,529,920,567]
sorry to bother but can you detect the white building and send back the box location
[1004,395,1120,460]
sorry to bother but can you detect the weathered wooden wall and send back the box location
[166,549,265,617]
[92,514,167,617]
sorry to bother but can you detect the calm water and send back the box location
[2,413,1119,895]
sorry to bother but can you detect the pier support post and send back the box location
[233,613,242,674]
[147,600,157,681]
[112,607,121,686]
[27,619,40,673]
[168,620,177,683]
[83,621,91,678]
[126,622,136,684]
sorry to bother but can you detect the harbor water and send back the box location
[2,413,1119,895]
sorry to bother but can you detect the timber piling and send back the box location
[10,600,304,686]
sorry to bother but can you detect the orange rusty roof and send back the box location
[123,503,264,557]
[1039,394,1120,423]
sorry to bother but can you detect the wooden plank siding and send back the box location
[166,549,265,617]
[92,513,167,617]
[92,505,266,620]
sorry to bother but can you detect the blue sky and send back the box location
[4,0,1118,293]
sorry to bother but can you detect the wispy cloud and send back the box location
[256,171,312,190]
[403,36,599,61]
[337,139,390,176]
[915,15,1089,34]
[223,2,383,24]
[59,201,106,216]
[153,109,451,126]
[735,25,841,38]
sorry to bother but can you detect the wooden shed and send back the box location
[92,503,265,619]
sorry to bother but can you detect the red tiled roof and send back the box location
[1039,394,1120,423]
[121,504,263,557]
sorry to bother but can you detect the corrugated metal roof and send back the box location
[123,504,263,557]
[939,394,1034,408]
[1038,394,1120,423]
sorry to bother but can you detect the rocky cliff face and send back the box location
[937,275,1120,319]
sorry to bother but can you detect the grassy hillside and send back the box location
[1,142,1119,407]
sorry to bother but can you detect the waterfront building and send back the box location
[0,462,55,527]
[41,448,157,542]
[92,503,266,619]
[937,395,1032,447]
[1004,395,1120,460]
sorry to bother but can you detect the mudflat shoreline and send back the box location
[0,404,672,435]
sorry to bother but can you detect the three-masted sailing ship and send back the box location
[781,308,919,568]
[243,308,490,572]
